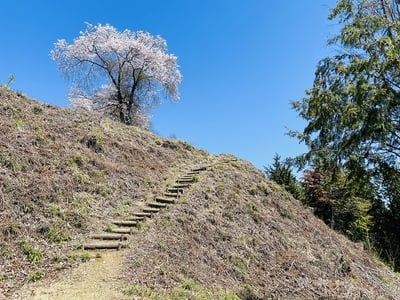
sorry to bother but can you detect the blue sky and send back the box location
[0,0,337,170]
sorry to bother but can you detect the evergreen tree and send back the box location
[265,154,303,199]
[290,0,400,269]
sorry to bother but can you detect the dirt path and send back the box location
[14,250,129,300]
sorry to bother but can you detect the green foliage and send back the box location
[48,203,65,219]
[293,4,396,167]
[47,220,71,243]
[80,251,91,262]
[105,224,114,232]
[14,118,24,127]
[20,240,44,263]
[71,192,92,217]
[264,154,303,200]
[67,251,92,262]
[291,0,400,270]
[28,270,44,282]
[290,0,400,173]
[34,128,45,143]
[346,198,373,243]
[369,164,400,270]
[53,253,63,262]
[302,167,374,243]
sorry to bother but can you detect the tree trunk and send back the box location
[116,90,126,124]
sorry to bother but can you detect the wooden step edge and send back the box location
[147,202,167,208]
[142,207,161,213]
[82,241,127,250]
[91,233,128,240]
[126,216,145,221]
[192,166,207,172]
[163,192,180,198]
[177,179,194,183]
[186,171,200,175]
[156,197,175,204]
[111,220,138,227]
[176,179,194,183]
[132,212,152,218]
[109,227,133,234]
[166,188,184,194]
[179,175,194,178]
[179,175,194,179]
[171,184,190,189]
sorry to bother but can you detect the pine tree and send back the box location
[265,154,303,199]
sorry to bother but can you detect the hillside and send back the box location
[0,88,399,299]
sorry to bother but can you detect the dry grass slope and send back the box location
[0,89,209,296]
[0,89,399,299]
[123,160,400,299]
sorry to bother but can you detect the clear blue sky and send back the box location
[0,0,337,170]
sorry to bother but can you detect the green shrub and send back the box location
[28,270,44,282]
[80,251,91,262]
[20,241,44,263]
[47,220,71,243]
[14,118,24,127]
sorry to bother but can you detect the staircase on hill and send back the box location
[81,166,208,251]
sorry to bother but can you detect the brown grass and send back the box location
[1,88,399,299]
[0,88,208,296]
[123,159,400,299]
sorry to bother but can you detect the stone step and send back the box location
[91,233,128,241]
[156,197,175,204]
[167,188,184,194]
[82,241,127,250]
[142,207,161,213]
[112,220,138,227]
[147,202,167,209]
[110,227,133,234]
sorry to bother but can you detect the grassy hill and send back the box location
[0,88,399,299]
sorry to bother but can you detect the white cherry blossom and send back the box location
[50,23,182,127]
